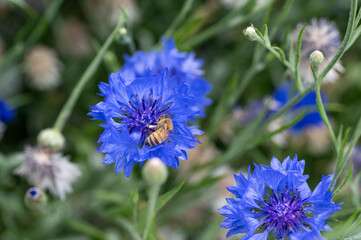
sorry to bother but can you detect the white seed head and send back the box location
[24,45,62,91]
[15,146,81,200]
[309,50,324,67]
[37,128,65,152]
[142,157,168,186]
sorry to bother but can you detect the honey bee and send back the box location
[145,114,173,147]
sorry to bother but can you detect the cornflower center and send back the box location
[253,187,313,239]
[119,92,171,146]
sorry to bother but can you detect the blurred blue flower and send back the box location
[89,69,203,177]
[0,99,16,123]
[120,38,212,118]
[272,82,325,133]
[219,155,341,240]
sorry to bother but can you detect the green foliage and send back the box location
[1,0,361,239]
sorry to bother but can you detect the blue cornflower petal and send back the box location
[219,155,341,239]
[89,68,204,177]
[119,37,212,118]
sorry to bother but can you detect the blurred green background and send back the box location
[0,0,360,239]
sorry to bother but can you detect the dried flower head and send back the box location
[24,45,62,91]
[15,146,81,200]
[292,19,344,84]
[84,0,140,37]
[57,18,92,58]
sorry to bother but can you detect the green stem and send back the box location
[318,0,357,81]
[315,82,337,148]
[259,83,315,133]
[184,4,268,47]
[163,0,194,38]
[53,15,126,131]
[208,63,263,139]
[0,0,64,81]
[295,26,306,91]
[261,42,294,71]
[116,217,142,240]
[143,184,161,240]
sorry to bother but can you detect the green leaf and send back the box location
[295,25,305,90]
[186,176,223,193]
[156,179,186,211]
[342,232,361,240]
[66,219,105,239]
[288,38,295,67]
[208,73,239,139]
[262,24,270,45]
[198,216,224,240]
[7,0,37,19]
[333,166,353,197]
[255,109,308,145]
[272,46,286,62]
[115,217,142,240]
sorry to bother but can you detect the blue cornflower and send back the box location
[89,69,203,177]
[119,38,212,118]
[219,155,341,240]
[272,82,325,133]
[0,99,16,124]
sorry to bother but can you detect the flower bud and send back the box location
[37,128,65,152]
[243,26,260,41]
[25,187,47,211]
[309,50,324,68]
[142,158,168,186]
[119,27,127,36]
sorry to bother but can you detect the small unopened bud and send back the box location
[142,158,168,186]
[309,50,324,68]
[37,128,65,152]
[244,26,260,41]
[25,187,47,211]
[119,27,127,36]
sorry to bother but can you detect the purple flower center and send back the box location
[119,92,172,146]
[254,187,312,238]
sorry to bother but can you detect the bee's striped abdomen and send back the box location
[145,130,167,147]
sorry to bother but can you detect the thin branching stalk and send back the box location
[143,184,160,240]
[53,14,126,131]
